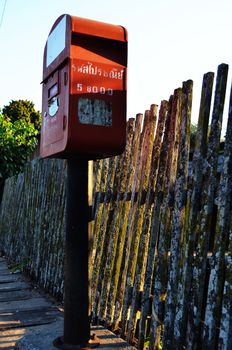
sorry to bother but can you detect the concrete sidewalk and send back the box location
[0,257,134,350]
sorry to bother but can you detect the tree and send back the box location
[2,100,41,130]
[0,100,41,200]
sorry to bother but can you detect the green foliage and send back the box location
[9,257,31,273]
[0,100,41,186]
[144,334,163,350]
[2,100,41,129]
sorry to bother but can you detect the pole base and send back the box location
[53,334,100,350]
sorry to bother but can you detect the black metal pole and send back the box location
[54,158,91,349]
[64,158,90,345]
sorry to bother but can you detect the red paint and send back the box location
[40,14,127,159]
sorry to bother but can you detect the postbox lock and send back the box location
[63,115,67,130]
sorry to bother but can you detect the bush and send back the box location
[0,100,41,192]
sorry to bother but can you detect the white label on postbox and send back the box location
[78,98,112,126]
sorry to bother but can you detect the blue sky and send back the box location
[0,0,232,133]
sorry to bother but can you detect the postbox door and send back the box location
[41,65,69,153]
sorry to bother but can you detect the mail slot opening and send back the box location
[48,83,59,99]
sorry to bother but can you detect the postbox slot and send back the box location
[48,83,59,99]
[46,70,60,100]
[71,33,127,66]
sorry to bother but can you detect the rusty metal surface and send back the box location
[53,334,100,350]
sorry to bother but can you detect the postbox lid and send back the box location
[43,14,127,81]
[71,15,127,42]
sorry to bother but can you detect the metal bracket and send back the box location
[53,334,100,350]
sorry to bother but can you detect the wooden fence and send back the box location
[0,63,232,349]
[90,63,232,349]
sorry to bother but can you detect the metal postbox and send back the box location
[40,14,127,159]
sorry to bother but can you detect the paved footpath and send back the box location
[0,257,134,350]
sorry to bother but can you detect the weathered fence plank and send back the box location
[97,118,135,322]
[149,87,181,349]
[184,71,214,349]
[172,80,193,348]
[137,100,169,350]
[92,154,122,319]
[217,83,232,350]
[192,63,228,350]
[103,118,135,326]
[203,74,232,350]
[120,110,155,337]
[147,95,173,350]
[90,158,109,287]
[111,113,143,330]
[126,104,159,343]
[162,80,193,349]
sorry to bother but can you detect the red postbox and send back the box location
[40,14,127,159]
